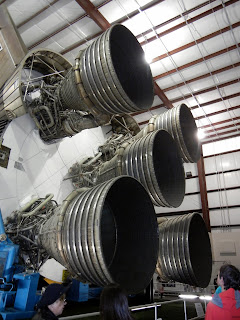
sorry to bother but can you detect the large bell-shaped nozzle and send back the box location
[97,130,185,207]
[151,104,200,163]
[122,130,185,207]
[59,24,154,115]
[157,213,212,288]
[38,176,159,294]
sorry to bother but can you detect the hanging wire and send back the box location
[213,153,228,230]
[177,0,240,230]
[183,2,239,134]
[128,0,239,227]
[43,0,93,61]
[221,0,240,58]
[176,0,234,139]
[130,0,221,144]
[207,0,240,127]
[114,0,219,212]
[219,155,232,229]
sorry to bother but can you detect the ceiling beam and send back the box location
[154,83,173,109]
[195,105,240,121]
[199,116,240,129]
[59,19,240,85]
[136,0,218,40]
[17,0,60,28]
[204,128,240,140]
[22,0,216,51]
[117,0,164,25]
[204,148,240,158]
[28,1,112,50]
[140,0,237,48]
[28,0,161,50]
[149,21,240,64]
[164,62,240,92]
[61,1,238,58]
[154,42,240,81]
[59,19,240,74]
[202,132,240,144]
[204,122,240,134]
[191,92,240,110]
[167,78,240,105]
[75,0,110,31]
[134,79,240,118]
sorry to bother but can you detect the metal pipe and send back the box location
[21,194,54,217]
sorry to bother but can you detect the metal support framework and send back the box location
[163,79,240,105]
[195,105,240,121]
[143,0,238,49]
[201,118,240,132]
[197,145,211,232]
[164,61,240,92]
[154,42,240,80]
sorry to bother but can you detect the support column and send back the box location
[197,145,211,232]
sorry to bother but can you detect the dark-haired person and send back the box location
[100,284,134,320]
[205,264,240,319]
[32,283,70,320]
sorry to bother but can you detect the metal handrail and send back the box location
[59,298,205,320]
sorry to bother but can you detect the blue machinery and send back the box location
[0,209,40,319]
[0,209,101,320]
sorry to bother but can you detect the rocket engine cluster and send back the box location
[1,23,212,294]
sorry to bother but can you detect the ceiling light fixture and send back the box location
[179,294,198,299]
[199,295,212,301]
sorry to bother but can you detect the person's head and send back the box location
[36,283,70,317]
[100,284,133,320]
[218,264,240,291]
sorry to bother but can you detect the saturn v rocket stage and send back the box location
[0,11,212,294]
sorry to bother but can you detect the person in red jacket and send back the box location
[205,264,240,319]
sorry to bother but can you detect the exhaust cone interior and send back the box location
[152,130,185,207]
[101,176,159,293]
[157,213,212,288]
[179,104,200,162]
[188,213,212,287]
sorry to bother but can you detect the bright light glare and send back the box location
[197,129,205,140]
[199,295,212,301]
[179,294,198,299]
[143,41,161,64]
[144,54,153,64]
